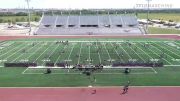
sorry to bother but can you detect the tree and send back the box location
[0,19,3,23]
[34,17,40,22]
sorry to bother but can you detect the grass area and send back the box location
[148,27,180,34]
[138,13,180,22]
[0,15,40,23]
[0,38,180,87]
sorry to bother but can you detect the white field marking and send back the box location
[103,42,111,61]
[11,42,39,62]
[151,67,158,74]
[135,43,153,59]
[164,65,180,67]
[33,42,54,63]
[96,41,102,64]
[140,43,172,65]
[67,43,75,62]
[150,44,175,59]
[54,45,68,64]
[0,41,14,52]
[0,66,3,68]
[41,43,60,66]
[78,43,83,64]
[109,42,124,62]
[117,42,132,59]
[174,41,180,47]
[154,42,180,58]
[0,42,25,58]
[128,44,145,62]
[4,42,29,60]
[89,43,91,62]
[27,66,153,69]
[12,40,174,43]
[26,42,46,61]
[22,71,156,75]
[22,67,29,74]
[162,43,180,57]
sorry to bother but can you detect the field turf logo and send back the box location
[136,3,173,8]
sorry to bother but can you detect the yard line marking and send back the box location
[78,43,83,64]
[103,42,111,61]
[162,43,180,56]
[0,41,15,53]
[150,43,175,59]
[26,42,46,61]
[11,42,41,62]
[135,43,153,59]
[0,42,24,58]
[33,42,54,64]
[96,41,102,64]
[139,42,172,65]
[128,44,145,62]
[23,72,156,75]
[164,65,180,67]
[22,68,29,74]
[67,43,75,62]
[4,42,29,60]
[151,67,158,74]
[110,42,124,62]
[88,42,91,64]
[154,42,180,58]
[41,42,60,66]
[117,42,132,59]
[54,45,68,64]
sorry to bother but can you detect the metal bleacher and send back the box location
[35,14,143,35]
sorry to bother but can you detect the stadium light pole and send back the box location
[146,0,151,34]
[25,0,31,35]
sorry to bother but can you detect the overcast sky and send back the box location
[0,0,179,9]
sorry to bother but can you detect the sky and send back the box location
[0,0,179,9]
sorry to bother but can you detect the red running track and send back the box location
[0,87,180,101]
[0,35,179,41]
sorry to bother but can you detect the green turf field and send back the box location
[0,38,180,87]
[138,13,180,22]
[148,27,180,34]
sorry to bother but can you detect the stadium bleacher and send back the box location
[35,15,143,35]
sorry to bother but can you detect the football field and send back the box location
[0,38,180,87]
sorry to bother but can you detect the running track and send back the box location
[0,87,180,101]
[0,35,180,101]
